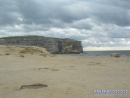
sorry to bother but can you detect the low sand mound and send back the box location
[0,45,51,56]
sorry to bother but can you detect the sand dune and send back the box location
[0,45,51,56]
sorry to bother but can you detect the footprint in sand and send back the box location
[87,62,106,66]
[39,68,59,71]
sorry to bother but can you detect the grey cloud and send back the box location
[102,24,130,38]
[85,0,130,10]
[86,2,130,26]
[15,0,89,25]
[108,32,130,38]
[1,0,130,27]
[0,0,21,25]
[67,34,87,41]
[0,0,130,48]
[69,19,93,30]
[82,37,130,47]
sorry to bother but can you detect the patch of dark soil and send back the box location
[20,84,48,90]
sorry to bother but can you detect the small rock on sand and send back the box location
[110,53,120,58]
[20,54,24,58]
[5,53,10,55]
[40,53,46,57]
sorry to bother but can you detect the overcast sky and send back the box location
[0,0,130,50]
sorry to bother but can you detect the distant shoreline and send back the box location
[84,50,130,51]
[83,50,130,56]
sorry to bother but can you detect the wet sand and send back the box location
[0,47,130,98]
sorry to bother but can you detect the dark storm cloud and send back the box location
[0,0,90,30]
[92,6,130,26]
[85,0,130,27]
[1,0,130,28]
[0,0,21,25]
[15,0,89,25]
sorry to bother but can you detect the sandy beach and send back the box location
[0,46,130,98]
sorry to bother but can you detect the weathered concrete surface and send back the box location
[0,36,83,54]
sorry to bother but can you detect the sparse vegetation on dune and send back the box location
[0,45,51,56]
